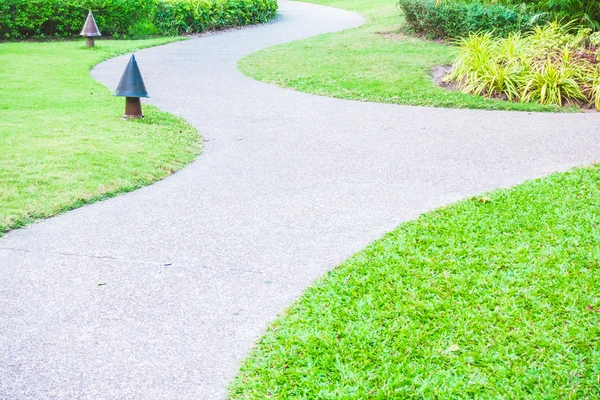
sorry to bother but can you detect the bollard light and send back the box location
[80,10,101,47]
[115,55,149,119]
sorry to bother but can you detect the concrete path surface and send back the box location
[2,1,600,398]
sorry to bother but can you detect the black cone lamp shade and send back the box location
[115,55,149,98]
[115,55,149,119]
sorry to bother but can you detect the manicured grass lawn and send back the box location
[238,0,563,112]
[0,38,201,235]
[230,165,600,398]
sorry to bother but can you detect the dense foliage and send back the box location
[0,0,278,39]
[154,0,278,35]
[399,0,534,39]
[437,0,600,30]
[401,0,600,39]
[0,0,155,38]
[444,22,600,108]
[540,0,600,30]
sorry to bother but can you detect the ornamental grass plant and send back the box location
[445,22,600,108]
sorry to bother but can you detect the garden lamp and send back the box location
[115,54,149,119]
[80,10,101,47]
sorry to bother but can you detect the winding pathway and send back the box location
[2,1,600,398]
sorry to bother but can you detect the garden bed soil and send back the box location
[432,65,457,91]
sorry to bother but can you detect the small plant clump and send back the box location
[445,22,600,108]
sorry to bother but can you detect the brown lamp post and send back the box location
[80,10,101,47]
[115,55,149,119]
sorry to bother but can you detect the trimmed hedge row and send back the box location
[0,0,154,38]
[399,0,535,39]
[0,0,278,39]
[154,0,278,35]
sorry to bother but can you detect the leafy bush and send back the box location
[128,19,160,37]
[444,22,600,108]
[153,0,278,36]
[435,0,600,30]
[541,0,600,30]
[0,0,278,39]
[0,0,155,39]
[399,0,535,39]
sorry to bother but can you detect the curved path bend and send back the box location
[2,1,600,398]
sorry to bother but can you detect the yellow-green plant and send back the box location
[496,32,530,62]
[522,59,586,106]
[445,32,496,84]
[477,61,526,100]
[445,21,600,109]
[446,32,529,101]
[590,72,600,109]
[529,20,573,49]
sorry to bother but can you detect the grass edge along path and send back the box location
[230,164,600,398]
[237,0,567,112]
[0,38,201,236]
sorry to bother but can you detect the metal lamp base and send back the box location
[123,97,144,119]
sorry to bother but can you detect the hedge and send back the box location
[0,0,155,38]
[0,0,278,39]
[398,0,535,39]
[154,0,278,35]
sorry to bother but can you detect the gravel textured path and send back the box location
[2,1,600,398]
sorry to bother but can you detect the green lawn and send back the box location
[230,165,600,398]
[238,0,564,112]
[0,38,201,235]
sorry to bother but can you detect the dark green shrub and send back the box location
[435,0,600,31]
[0,0,155,39]
[0,0,278,39]
[399,0,535,39]
[541,0,600,30]
[153,0,278,35]
[128,20,160,38]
